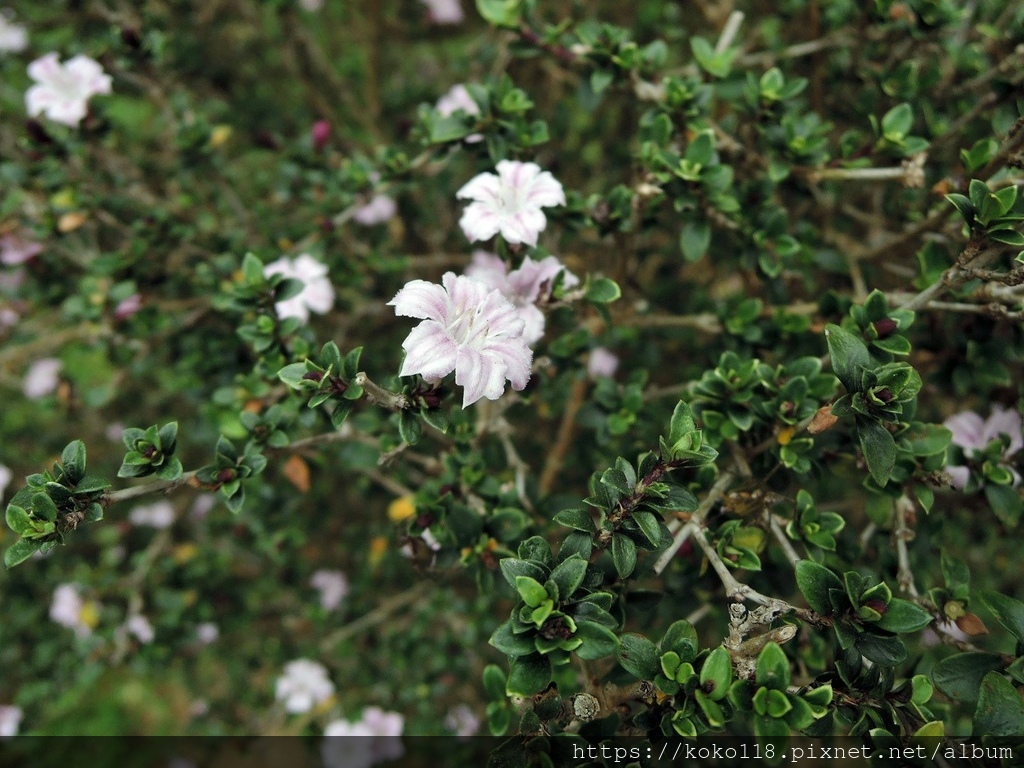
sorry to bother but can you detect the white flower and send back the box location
[196,622,219,645]
[0,705,23,737]
[49,583,95,638]
[310,569,349,611]
[322,707,404,768]
[263,253,335,323]
[26,53,112,127]
[0,12,28,54]
[436,84,482,143]
[419,0,463,24]
[129,500,176,529]
[125,614,155,644]
[444,704,480,737]
[275,659,335,714]
[389,272,532,408]
[23,357,61,399]
[352,194,397,226]
[587,347,619,379]
[944,405,1023,490]
[0,233,42,265]
[299,0,323,10]
[190,494,217,519]
[0,464,11,500]
[465,251,578,345]
[457,161,565,246]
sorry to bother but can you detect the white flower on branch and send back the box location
[274,659,334,714]
[25,53,111,127]
[457,161,565,246]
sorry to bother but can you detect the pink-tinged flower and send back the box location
[129,500,175,529]
[0,308,17,329]
[23,357,61,399]
[0,705,22,738]
[419,0,463,24]
[353,194,397,226]
[311,119,331,150]
[125,614,155,644]
[465,251,578,345]
[587,347,619,379]
[436,84,483,143]
[114,293,142,320]
[25,53,112,127]
[444,704,480,737]
[944,405,1023,489]
[196,622,219,645]
[190,494,217,519]
[263,253,335,323]
[0,233,42,266]
[49,583,97,638]
[457,161,565,246]
[275,659,335,714]
[389,272,532,408]
[310,569,349,611]
[0,13,28,54]
[322,707,404,768]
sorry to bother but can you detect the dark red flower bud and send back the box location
[302,371,324,382]
[864,599,888,615]
[120,27,142,48]
[872,318,898,338]
[311,120,331,151]
[217,468,237,483]
[875,388,894,403]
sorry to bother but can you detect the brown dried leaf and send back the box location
[57,212,87,232]
[807,404,839,435]
[956,613,989,636]
[283,454,310,493]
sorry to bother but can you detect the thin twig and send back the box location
[654,470,736,575]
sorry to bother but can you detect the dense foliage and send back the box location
[2,0,1024,759]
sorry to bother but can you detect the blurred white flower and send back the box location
[23,357,61,399]
[0,705,23,737]
[457,161,565,246]
[275,659,335,714]
[587,347,619,379]
[26,52,112,127]
[0,464,11,500]
[196,622,219,645]
[322,707,404,768]
[298,0,323,10]
[436,84,482,143]
[944,405,1023,489]
[49,584,96,638]
[0,308,18,329]
[129,500,176,529]
[352,194,397,226]
[310,569,349,611]
[0,12,28,54]
[444,704,480,737]
[263,253,335,323]
[125,614,155,644]
[389,273,532,408]
[419,0,463,24]
[465,251,578,345]
[190,494,217,519]
[0,233,42,265]
[114,293,142,320]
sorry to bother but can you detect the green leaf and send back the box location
[660,620,698,661]
[881,103,913,138]
[631,510,663,547]
[157,422,179,451]
[795,560,843,614]
[75,475,111,493]
[618,633,660,680]
[611,533,637,579]
[695,689,726,728]
[700,647,734,701]
[755,642,790,690]
[499,558,547,589]
[515,576,549,608]
[680,220,711,262]
[585,277,621,304]
[489,621,536,657]
[859,419,897,486]
[277,363,309,389]
[4,539,42,568]
[549,556,587,599]
[978,591,1024,643]
[973,672,1024,737]
[824,324,870,393]
[574,620,620,660]
[61,440,87,484]
[945,193,976,225]
[31,492,58,522]
[874,598,933,633]
[552,508,596,534]
[398,410,422,445]
[933,652,1006,703]
[506,654,552,696]
[5,505,33,535]
[590,69,614,95]
[855,632,907,666]
[475,0,521,27]
[483,664,507,700]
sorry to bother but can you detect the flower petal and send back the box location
[455,172,501,202]
[944,411,985,452]
[983,406,1024,456]
[389,279,451,321]
[400,321,458,380]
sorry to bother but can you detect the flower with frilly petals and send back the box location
[0,705,23,738]
[944,405,1023,490]
[322,707,404,768]
[0,233,42,266]
[263,253,335,323]
[0,13,28,54]
[389,273,532,408]
[310,569,349,611]
[419,0,463,24]
[23,357,61,400]
[436,84,482,143]
[26,53,112,127]
[456,161,565,246]
[465,251,578,345]
[275,659,335,714]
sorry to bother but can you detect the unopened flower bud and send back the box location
[864,599,888,615]
[302,371,324,382]
[311,120,330,151]
[217,468,237,484]
[872,318,898,338]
